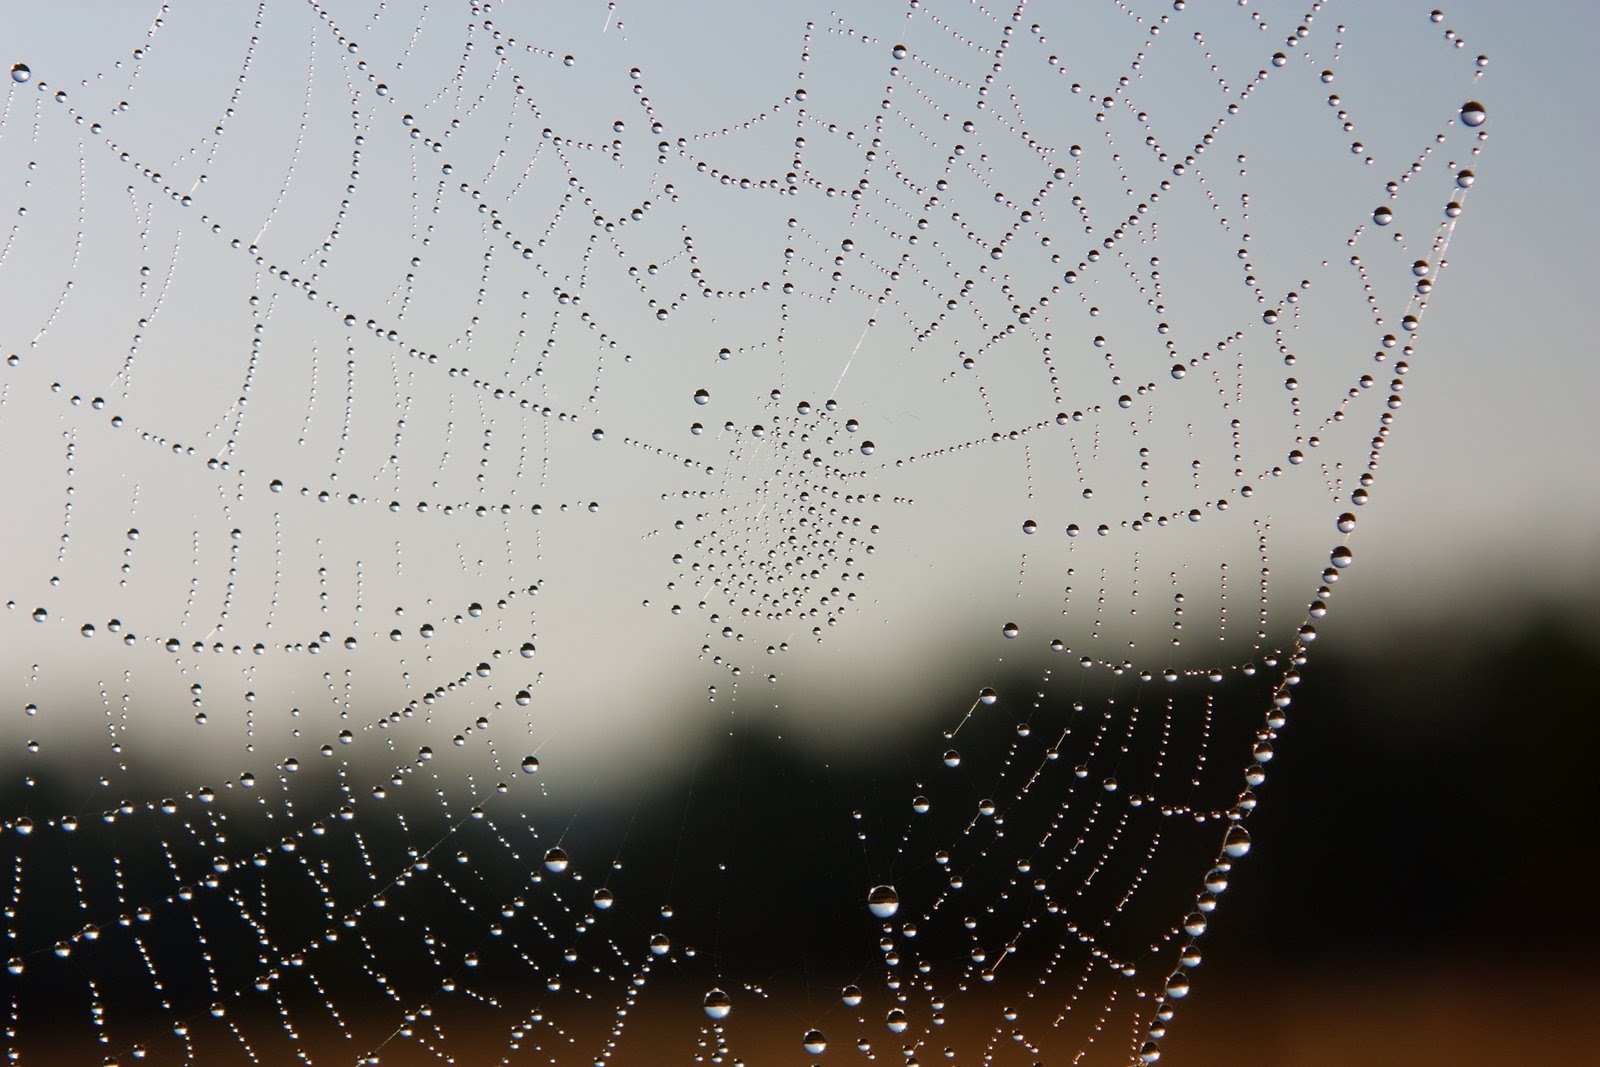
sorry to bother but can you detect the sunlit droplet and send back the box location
[702,988,731,1019]
[867,885,899,919]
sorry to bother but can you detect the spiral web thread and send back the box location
[0,2,1487,1064]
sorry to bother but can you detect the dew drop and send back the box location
[702,988,731,1019]
[1372,205,1394,226]
[1459,100,1486,127]
[803,1028,827,1054]
[867,885,899,919]
[1001,622,1019,639]
[10,64,29,84]
[520,756,540,774]
[841,984,863,1007]
[1222,825,1251,858]
[543,847,569,873]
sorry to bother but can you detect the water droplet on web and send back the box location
[1222,825,1252,858]
[867,885,900,919]
[544,847,570,873]
[886,1008,909,1033]
[892,44,908,61]
[1373,205,1394,226]
[693,389,710,405]
[702,988,731,1019]
[1002,622,1020,639]
[10,63,29,84]
[649,933,671,956]
[803,1028,827,1054]
[1460,100,1487,127]
[841,985,863,1007]
[520,756,540,774]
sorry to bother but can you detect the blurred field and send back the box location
[13,954,1568,1066]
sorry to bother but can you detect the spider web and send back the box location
[0,2,1489,1064]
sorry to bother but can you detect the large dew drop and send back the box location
[1460,100,1487,127]
[702,988,732,1019]
[9,63,29,84]
[867,884,899,919]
